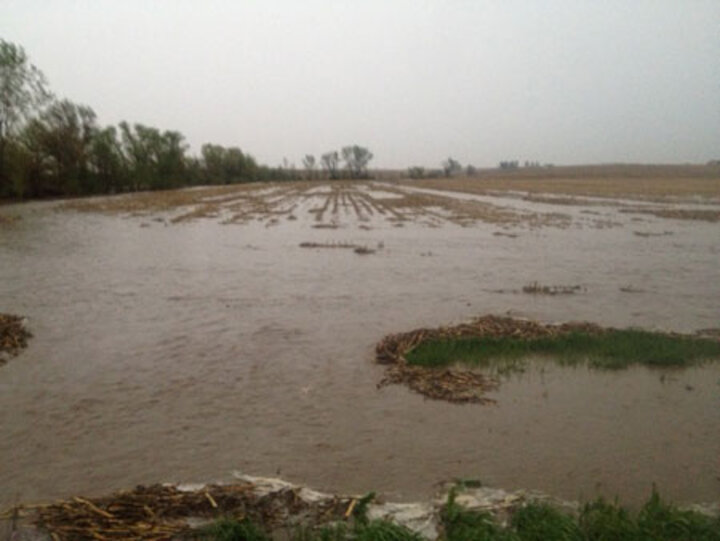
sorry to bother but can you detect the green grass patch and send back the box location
[187,489,720,541]
[441,488,720,541]
[405,330,720,370]
[510,503,583,541]
[188,517,270,541]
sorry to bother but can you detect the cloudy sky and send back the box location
[2,1,719,169]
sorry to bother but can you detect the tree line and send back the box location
[0,39,374,199]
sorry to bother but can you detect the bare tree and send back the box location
[442,157,462,177]
[321,150,340,180]
[341,145,373,179]
[302,154,316,180]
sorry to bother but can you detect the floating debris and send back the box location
[619,285,646,294]
[0,313,32,366]
[522,282,584,295]
[27,479,352,541]
[633,230,673,238]
[299,242,358,249]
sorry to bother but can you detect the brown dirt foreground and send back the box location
[376,315,606,404]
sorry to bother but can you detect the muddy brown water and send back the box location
[0,183,719,510]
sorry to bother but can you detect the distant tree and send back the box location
[201,143,225,184]
[442,157,462,177]
[22,99,97,195]
[341,145,373,179]
[200,143,252,184]
[408,166,425,179]
[89,126,125,193]
[321,150,340,180]
[465,164,477,176]
[154,130,186,188]
[302,154,316,180]
[223,147,248,182]
[0,39,52,194]
[119,122,187,190]
[499,160,519,170]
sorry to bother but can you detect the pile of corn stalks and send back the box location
[376,315,603,404]
[0,313,32,365]
[22,482,351,540]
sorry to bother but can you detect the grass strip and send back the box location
[405,329,720,370]
[186,488,720,541]
[441,488,720,541]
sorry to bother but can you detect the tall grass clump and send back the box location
[188,517,270,541]
[578,498,639,540]
[406,330,720,370]
[635,488,720,541]
[509,502,582,541]
[438,488,720,541]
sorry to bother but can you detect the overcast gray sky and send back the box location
[2,0,719,169]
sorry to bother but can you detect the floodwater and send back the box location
[0,181,719,510]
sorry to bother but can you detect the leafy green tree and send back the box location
[24,99,97,195]
[201,143,253,184]
[89,126,125,193]
[223,147,246,181]
[154,129,186,189]
[119,122,187,190]
[0,39,51,194]
[341,145,373,179]
[201,143,225,183]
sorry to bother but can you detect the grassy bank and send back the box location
[405,329,720,371]
[188,489,720,541]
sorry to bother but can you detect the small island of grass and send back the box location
[376,316,720,404]
[405,329,720,370]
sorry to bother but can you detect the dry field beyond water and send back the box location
[0,169,719,513]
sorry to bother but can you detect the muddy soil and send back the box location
[0,180,718,511]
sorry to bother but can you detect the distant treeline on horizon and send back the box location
[0,39,377,200]
[2,39,717,201]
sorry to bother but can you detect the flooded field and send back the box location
[1,178,719,511]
